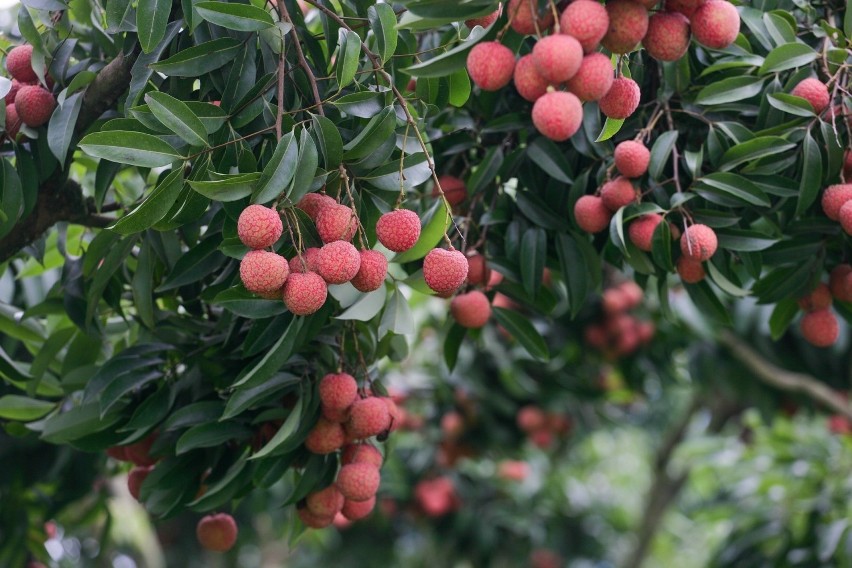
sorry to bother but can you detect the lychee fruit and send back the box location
[240,250,289,294]
[602,0,650,54]
[433,175,467,206]
[466,41,516,91]
[821,184,852,220]
[666,0,706,18]
[497,460,530,481]
[283,271,328,315]
[599,77,641,119]
[341,496,376,520]
[644,11,691,62]
[791,78,830,114]
[574,195,613,233]
[347,397,391,439]
[614,140,650,178]
[237,204,283,249]
[680,224,718,261]
[6,45,38,83]
[127,465,154,501]
[351,250,388,292]
[376,209,421,252]
[297,192,336,221]
[319,372,358,411]
[532,34,583,83]
[289,247,321,273]
[125,434,158,466]
[341,443,384,467]
[297,506,334,529]
[466,252,490,285]
[600,177,639,211]
[800,309,839,347]
[677,256,706,283]
[840,200,852,235]
[323,406,350,423]
[830,264,852,302]
[5,103,22,139]
[531,91,583,142]
[423,247,469,295]
[196,513,238,552]
[798,283,833,311]
[382,397,403,433]
[336,463,381,502]
[6,80,22,104]
[516,405,546,432]
[506,0,554,35]
[691,0,740,50]
[304,417,346,454]
[565,53,614,102]
[450,290,492,328]
[15,85,55,127]
[559,0,609,52]
[513,54,549,103]
[306,485,345,518]
[628,214,663,251]
[316,204,358,243]
[316,240,361,284]
[465,4,502,28]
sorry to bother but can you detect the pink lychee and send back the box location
[691,0,740,49]
[351,250,388,292]
[531,90,583,142]
[450,290,492,328]
[238,204,283,249]
[566,53,614,102]
[376,209,421,252]
[600,177,639,211]
[628,214,663,251]
[800,309,839,347]
[532,34,583,83]
[574,195,613,233]
[316,204,358,243]
[466,41,516,91]
[602,0,650,54]
[316,240,361,284]
[240,250,289,294]
[319,372,358,411]
[283,271,328,315]
[559,0,609,52]
[644,11,691,62]
[614,140,651,178]
[599,77,641,119]
[680,224,718,261]
[423,248,469,295]
[336,463,381,502]
[791,78,830,114]
[513,54,549,103]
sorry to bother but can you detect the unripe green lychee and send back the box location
[821,184,852,220]
[691,0,740,49]
[450,290,492,328]
[599,77,641,119]
[433,175,468,206]
[628,214,663,251]
[829,264,852,302]
[680,224,718,261]
[351,250,388,292]
[341,496,376,520]
[513,54,549,103]
[574,195,613,233]
[347,397,391,439]
[532,34,583,83]
[507,0,554,35]
[306,485,345,518]
[283,271,327,315]
[797,283,833,312]
[316,204,358,243]
[800,309,839,347]
[644,11,691,62]
[297,192,336,221]
[196,513,238,552]
[319,372,358,411]
[602,0,650,54]
[336,463,381,502]
[559,0,609,52]
[6,45,37,83]
[238,204,283,249]
[304,417,346,454]
[531,91,583,142]
[465,4,502,28]
[791,78,830,114]
[466,41,516,91]
[666,0,706,18]
[423,248,468,295]
[614,140,650,178]
[376,209,421,252]
[565,53,614,102]
[317,240,361,284]
[15,85,55,127]
[601,177,639,212]
[240,250,289,295]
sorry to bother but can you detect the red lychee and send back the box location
[283,271,327,315]
[450,290,492,328]
[6,80,22,105]
[628,214,663,251]
[841,201,852,235]
[798,283,833,312]
[599,77,641,119]
[382,396,404,432]
[5,103,21,139]
[644,11,691,62]
[566,53,614,102]
[414,477,459,517]
[507,0,554,35]
[297,192,336,221]
[680,224,718,261]
[677,256,706,283]
[466,252,490,286]
[237,204,283,249]
[125,434,158,466]
[6,45,37,83]
[240,250,289,294]
[531,90,583,142]
[316,240,361,284]
[127,465,154,501]
[304,417,346,454]
[532,34,583,83]
[336,463,381,501]
[691,0,740,49]
[602,0,650,54]
[306,485,345,518]
[341,496,376,520]
[15,85,55,127]
[196,513,238,552]
[316,204,358,243]
[434,175,467,206]
[516,405,546,432]
[319,372,358,411]
[574,195,613,233]
[376,209,421,252]
[323,406,350,423]
[289,247,321,273]
[351,250,388,292]
[666,0,706,18]
[347,397,391,439]
[465,4,502,28]
[497,460,530,481]
[341,443,384,467]
[600,177,639,211]
[423,247,469,295]
[800,309,839,347]
[614,140,650,178]
[297,506,334,529]
[791,78,830,114]
[513,54,549,103]
[466,41,516,91]
[530,549,563,568]
[821,184,852,220]
[559,0,609,52]
[830,265,852,302]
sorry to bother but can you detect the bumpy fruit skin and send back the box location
[532,35,583,83]
[423,248,469,295]
[680,224,718,261]
[628,214,663,251]
[316,204,357,243]
[614,140,651,178]
[791,78,830,114]
[667,0,706,18]
[466,41,516,91]
[382,397,403,432]
[297,192,336,221]
[434,175,467,206]
[691,0,740,49]
[127,465,154,501]
[830,264,852,302]
[602,0,650,54]
[351,250,388,292]
[798,283,833,311]
[450,290,492,328]
[238,205,283,249]
[347,397,391,439]
[6,45,37,83]
[376,209,421,252]
[574,195,613,233]
[336,463,381,502]
[196,513,238,552]
[316,240,361,284]
[6,80,21,104]
[305,417,346,454]
[341,443,383,467]
[283,271,327,315]
[341,496,376,520]
[306,485,345,518]
[465,4,502,28]
[15,86,55,127]
[599,77,641,119]
[600,177,638,211]
[289,247,321,273]
[514,54,549,103]
[5,103,22,139]
[466,253,490,286]
[800,309,839,347]
[297,506,334,529]
[240,250,289,294]
[566,53,614,102]
[559,0,609,52]
[507,0,554,35]
[677,256,706,283]
[841,201,852,235]
[319,373,358,411]
[644,12,691,61]
[531,91,583,142]
[821,184,852,220]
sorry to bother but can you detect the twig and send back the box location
[278,0,324,116]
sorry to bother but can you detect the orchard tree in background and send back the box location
[0,0,851,565]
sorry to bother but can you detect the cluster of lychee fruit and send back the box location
[795,265,851,348]
[584,280,655,357]
[515,404,572,449]
[448,251,500,328]
[465,0,740,141]
[822,182,852,238]
[3,44,57,140]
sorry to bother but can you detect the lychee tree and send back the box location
[0,0,851,564]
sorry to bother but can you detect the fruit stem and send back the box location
[339,165,369,250]
[282,208,307,270]
[548,0,560,34]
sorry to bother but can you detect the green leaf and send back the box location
[145,92,209,147]
[769,297,798,340]
[79,131,182,167]
[222,373,300,420]
[211,287,289,318]
[767,93,815,117]
[151,38,242,77]
[447,68,471,107]
[527,138,572,183]
[394,201,447,263]
[311,114,343,170]
[232,318,304,388]
[650,219,674,272]
[556,233,597,316]
[695,76,766,105]
[111,169,184,234]
[694,172,771,207]
[758,43,817,74]
[253,131,298,203]
[47,92,83,163]
[368,3,398,63]
[331,91,385,118]
[847,0,852,37]
[337,285,388,321]
[795,130,822,216]
[492,307,549,361]
[403,26,489,77]
[718,136,796,171]
[0,159,23,241]
[86,236,139,323]
[100,369,162,418]
[596,117,625,142]
[0,395,55,421]
[137,0,170,53]
[362,154,432,192]
[683,281,733,326]
[520,228,546,298]
[155,235,224,292]
[289,128,319,204]
[195,1,274,31]
[379,288,414,336]
[250,397,302,459]
[342,106,397,160]
[335,28,361,90]
[42,402,124,443]
[649,130,679,180]
[176,422,251,454]
[189,172,261,202]
[444,323,466,371]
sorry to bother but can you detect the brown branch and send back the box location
[77,48,139,133]
[280,0,324,117]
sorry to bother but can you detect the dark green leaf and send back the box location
[79,131,182,167]
[492,307,549,361]
[111,169,184,234]
[196,1,274,31]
